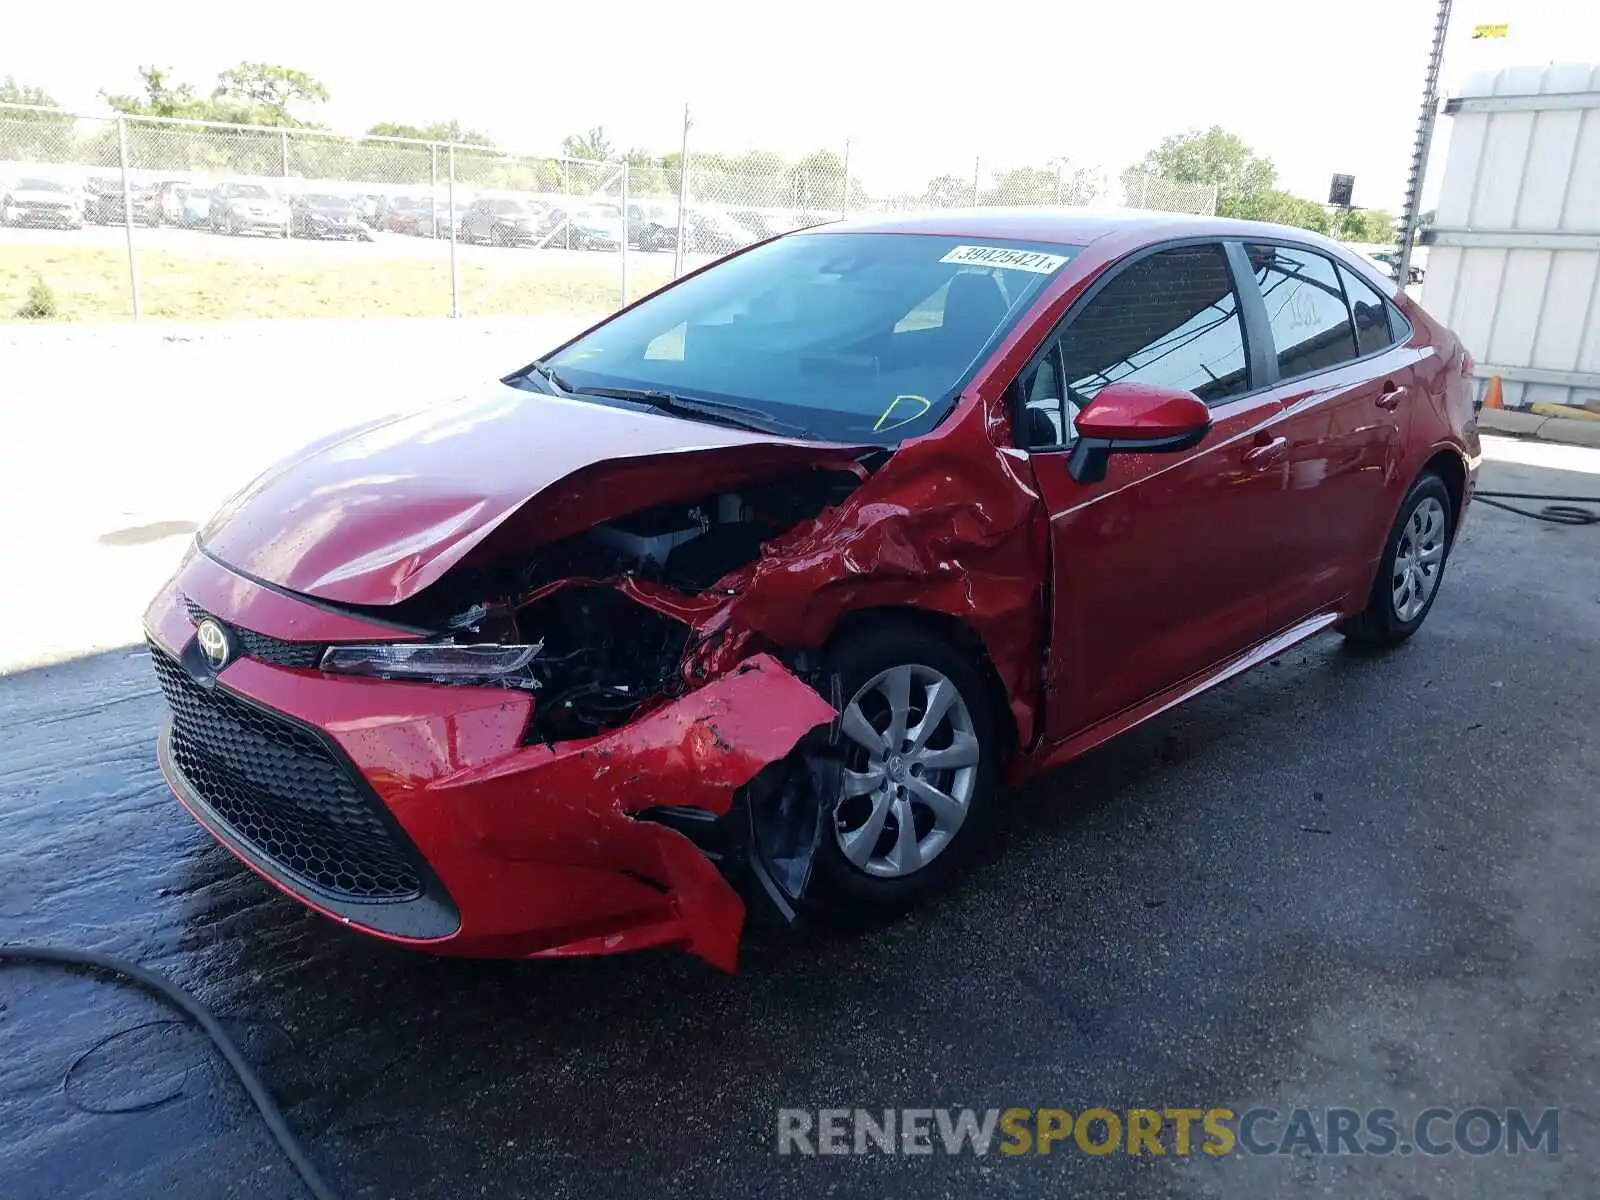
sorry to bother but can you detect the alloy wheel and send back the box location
[833,664,981,879]
[1392,495,1447,622]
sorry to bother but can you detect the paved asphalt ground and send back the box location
[0,436,1596,1199]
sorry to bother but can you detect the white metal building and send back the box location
[1420,62,1600,411]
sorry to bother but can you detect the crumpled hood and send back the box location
[199,383,863,608]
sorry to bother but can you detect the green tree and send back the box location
[103,66,207,119]
[0,77,74,162]
[784,149,845,208]
[980,164,1094,207]
[1332,208,1396,243]
[366,120,494,147]
[923,173,970,207]
[104,63,329,128]
[561,126,617,161]
[1251,189,1331,233]
[211,63,328,126]
[1135,126,1278,219]
[0,76,61,110]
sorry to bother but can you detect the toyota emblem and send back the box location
[195,618,234,671]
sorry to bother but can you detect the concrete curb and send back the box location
[1478,409,1600,448]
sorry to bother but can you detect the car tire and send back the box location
[1340,471,1454,649]
[806,621,1002,918]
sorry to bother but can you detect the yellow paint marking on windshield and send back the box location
[873,394,932,433]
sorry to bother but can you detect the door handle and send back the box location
[1243,435,1288,468]
[1376,380,1407,410]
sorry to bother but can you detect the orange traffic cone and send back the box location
[1482,376,1504,410]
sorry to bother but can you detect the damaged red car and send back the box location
[144,210,1480,970]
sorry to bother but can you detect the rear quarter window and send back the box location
[1337,263,1403,357]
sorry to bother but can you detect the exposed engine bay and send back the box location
[401,469,863,743]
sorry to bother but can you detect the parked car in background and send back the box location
[458,196,545,246]
[537,202,624,251]
[686,207,756,254]
[210,182,291,237]
[290,193,373,240]
[627,201,678,249]
[642,206,755,255]
[382,196,437,236]
[352,194,384,228]
[729,207,785,242]
[1366,249,1425,286]
[575,203,625,251]
[157,181,212,228]
[0,176,83,229]
[429,202,468,238]
[142,210,1479,972]
[84,177,162,226]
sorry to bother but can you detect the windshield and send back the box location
[306,194,350,208]
[229,183,271,198]
[18,178,66,192]
[540,232,1079,444]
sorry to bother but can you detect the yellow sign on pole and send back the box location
[1471,23,1509,39]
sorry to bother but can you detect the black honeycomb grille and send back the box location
[150,643,423,901]
[184,599,328,670]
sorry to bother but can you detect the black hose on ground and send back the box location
[1474,490,1600,526]
[0,944,339,1200]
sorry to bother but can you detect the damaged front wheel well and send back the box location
[822,607,1018,755]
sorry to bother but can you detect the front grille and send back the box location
[184,599,328,669]
[150,643,423,901]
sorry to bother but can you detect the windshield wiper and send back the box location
[516,360,574,393]
[568,385,809,438]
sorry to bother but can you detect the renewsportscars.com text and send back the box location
[777,1106,1561,1158]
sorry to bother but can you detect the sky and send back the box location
[6,0,1598,211]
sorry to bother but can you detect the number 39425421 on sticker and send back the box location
[939,245,1071,274]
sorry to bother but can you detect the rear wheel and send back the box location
[1340,471,1453,648]
[808,623,1001,916]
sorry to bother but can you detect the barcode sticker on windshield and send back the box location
[939,245,1070,274]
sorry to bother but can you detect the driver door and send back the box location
[1018,242,1298,741]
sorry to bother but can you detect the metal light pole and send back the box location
[840,138,851,218]
[116,117,141,320]
[1397,0,1453,283]
[447,145,459,318]
[619,162,630,307]
[673,103,691,278]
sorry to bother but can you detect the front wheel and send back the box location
[1340,471,1453,648]
[808,623,1001,915]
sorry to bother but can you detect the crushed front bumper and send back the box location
[144,549,835,970]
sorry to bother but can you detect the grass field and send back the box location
[0,243,677,321]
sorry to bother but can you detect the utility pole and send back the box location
[673,103,692,278]
[840,137,851,218]
[1397,0,1453,283]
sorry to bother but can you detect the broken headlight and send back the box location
[319,642,542,688]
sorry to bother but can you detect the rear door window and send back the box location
[1246,244,1358,379]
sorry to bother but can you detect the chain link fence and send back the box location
[2,104,1217,323]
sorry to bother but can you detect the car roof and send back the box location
[795,206,1353,252]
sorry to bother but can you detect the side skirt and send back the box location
[1012,611,1342,784]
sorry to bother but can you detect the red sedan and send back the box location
[144,210,1480,970]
